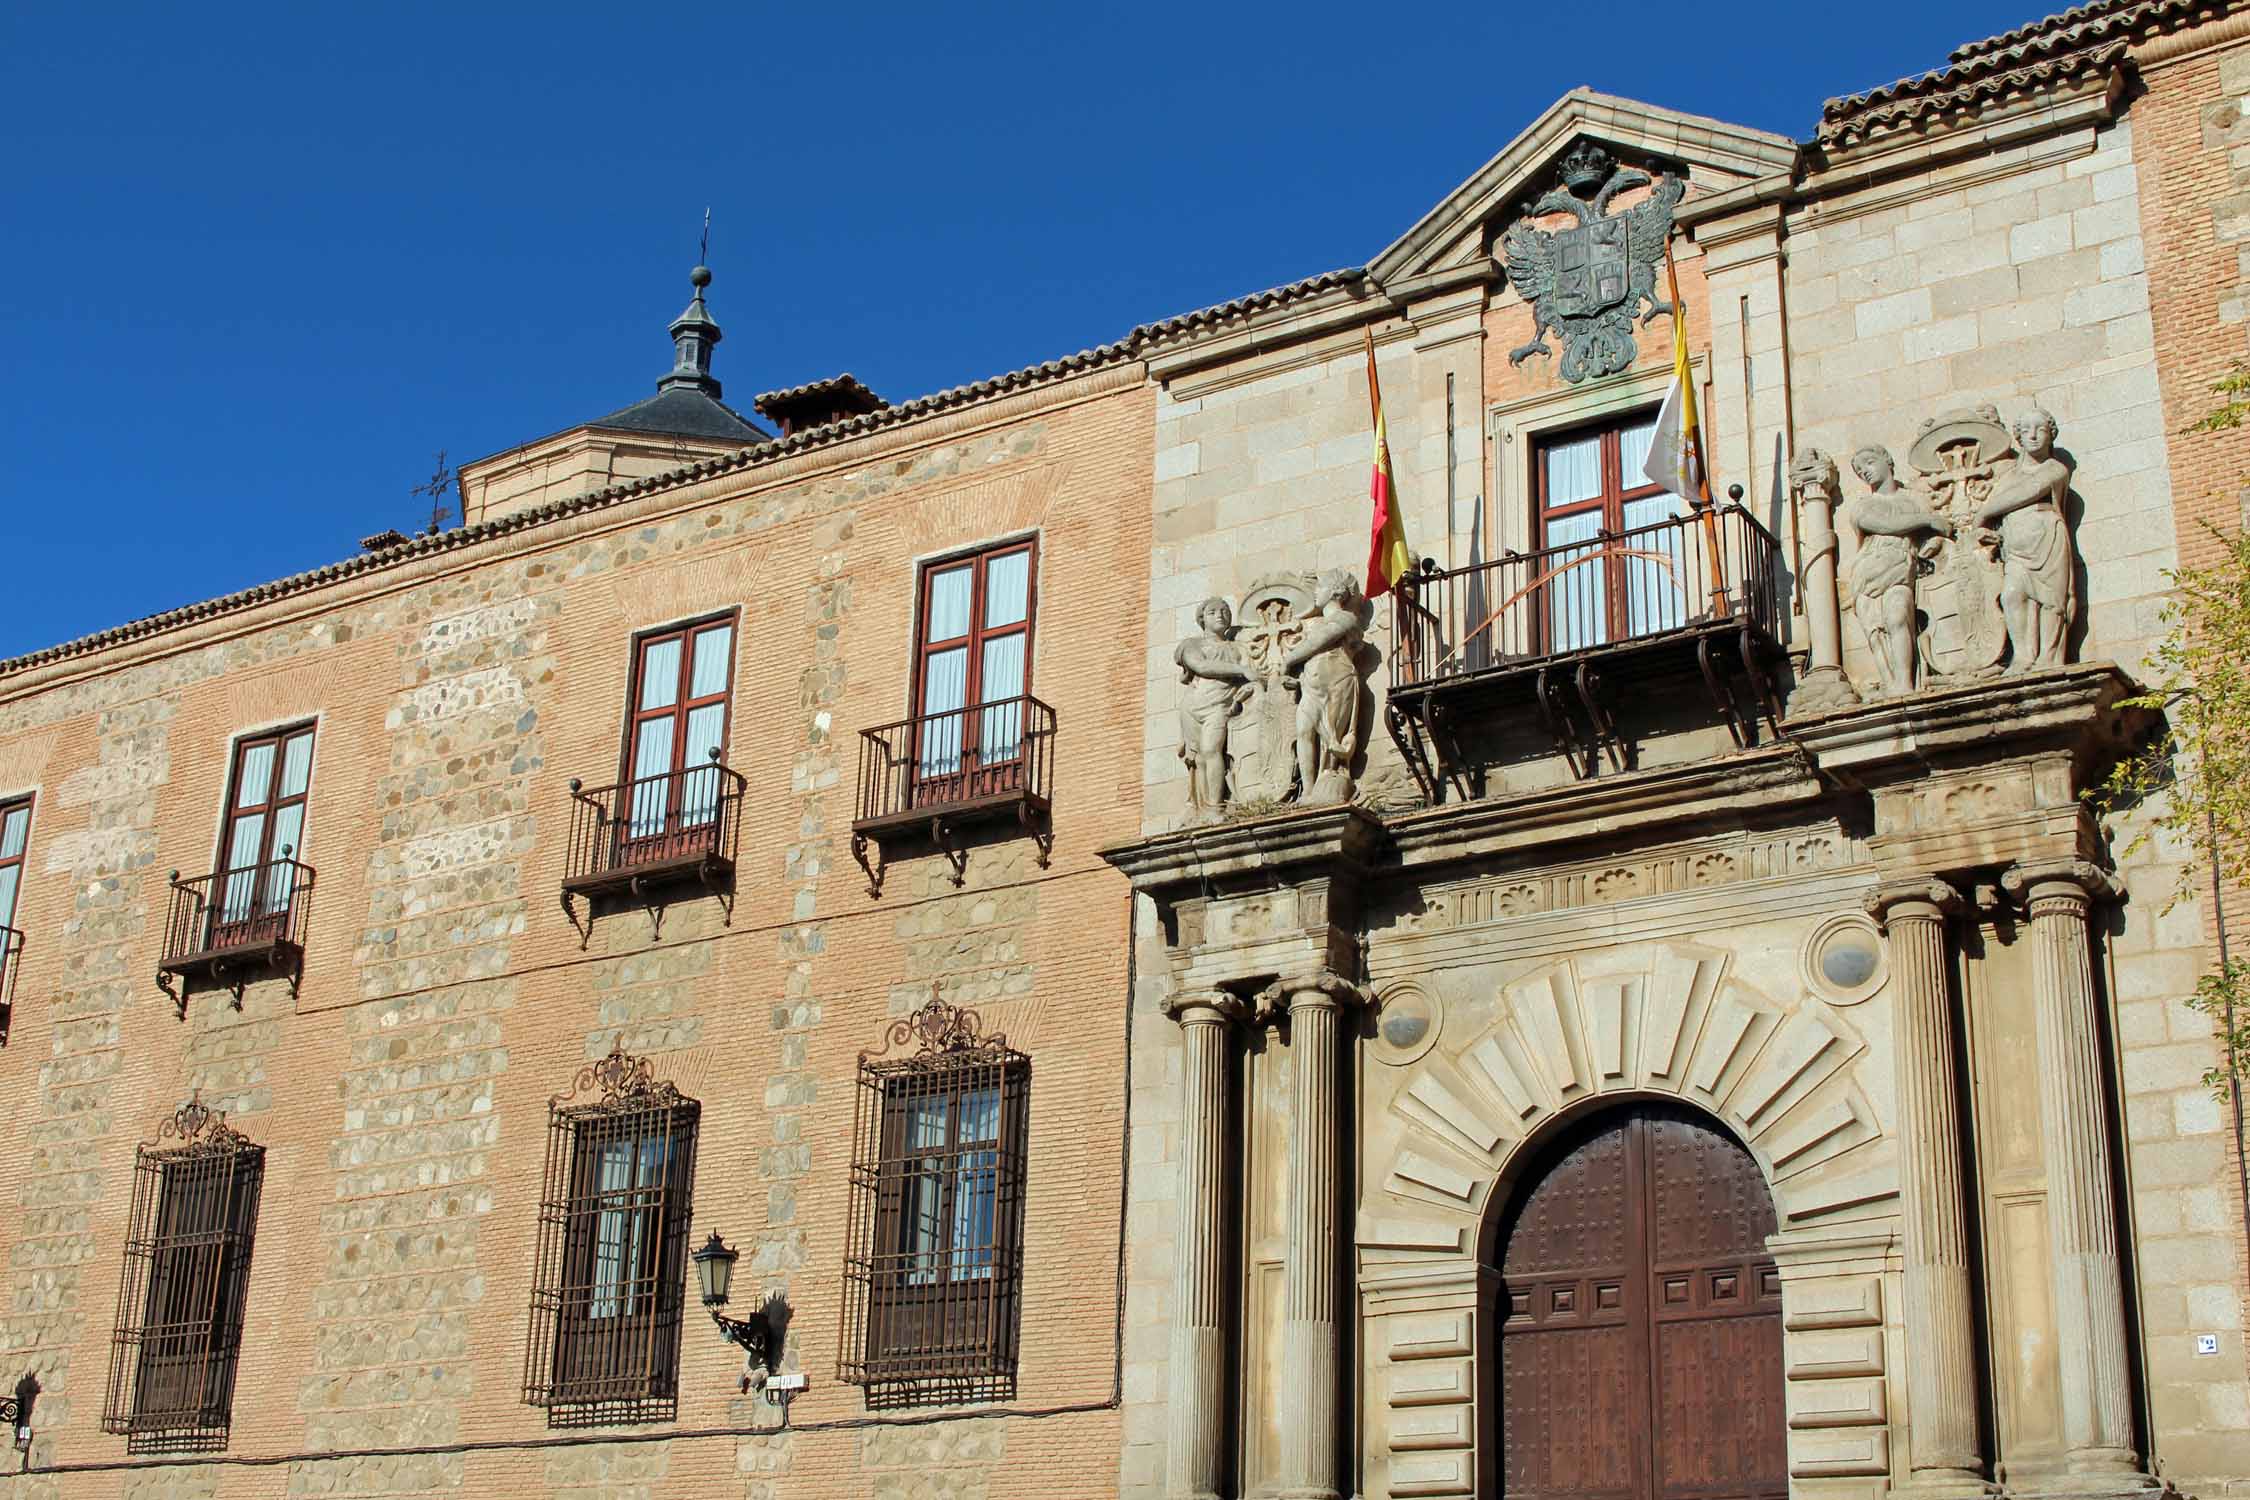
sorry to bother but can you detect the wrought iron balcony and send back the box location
[0,924,20,1046]
[1386,501,1786,798]
[561,754,745,943]
[852,695,1055,896]
[156,855,315,1009]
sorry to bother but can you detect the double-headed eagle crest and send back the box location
[1502,139,1685,384]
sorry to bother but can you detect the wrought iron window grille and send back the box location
[523,1047,700,1427]
[838,993,1030,1410]
[102,1095,265,1454]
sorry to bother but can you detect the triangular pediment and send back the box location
[1370,89,1799,295]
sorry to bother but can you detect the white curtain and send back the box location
[1543,436,1606,651]
[629,718,674,838]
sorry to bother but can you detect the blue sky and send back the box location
[2,0,2042,660]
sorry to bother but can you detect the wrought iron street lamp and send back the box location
[691,1230,773,1391]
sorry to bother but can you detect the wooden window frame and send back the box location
[908,536,1038,804]
[614,612,739,866]
[102,1100,265,1453]
[839,997,1030,1409]
[210,723,316,952]
[524,1050,699,1425]
[0,793,30,934]
[1532,408,1666,645]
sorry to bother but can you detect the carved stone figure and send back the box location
[1175,597,1254,823]
[1907,407,2012,680]
[1174,571,1374,819]
[1843,445,1952,696]
[1283,570,1370,806]
[1501,138,1685,384]
[1975,408,2075,670]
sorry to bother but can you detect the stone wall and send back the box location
[0,367,1149,1495]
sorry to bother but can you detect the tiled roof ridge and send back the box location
[1,265,1377,682]
[0,341,1139,680]
[1129,267,1368,343]
[1820,0,2228,142]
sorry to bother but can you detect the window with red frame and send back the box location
[619,614,738,857]
[911,539,1036,797]
[1533,409,1686,650]
[213,725,314,948]
[0,795,30,936]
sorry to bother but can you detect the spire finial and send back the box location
[659,213,724,399]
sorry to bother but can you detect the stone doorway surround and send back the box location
[1105,665,2161,1500]
[1360,936,1893,1499]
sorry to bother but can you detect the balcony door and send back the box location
[620,615,736,867]
[912,539,1036,807]
[1535,411,1684,652]
[213,725,314,952]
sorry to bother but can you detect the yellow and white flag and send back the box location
[1640,247,1707,507]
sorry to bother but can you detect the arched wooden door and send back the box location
[1495,1103,1787,1500]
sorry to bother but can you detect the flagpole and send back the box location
[1666,246,1730,616]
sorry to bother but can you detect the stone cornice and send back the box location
[1383,746,1828,870]
[1099,804,1385,896]
[1786,663,2143,783]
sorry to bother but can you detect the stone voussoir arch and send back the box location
[1356,940,1897,1498]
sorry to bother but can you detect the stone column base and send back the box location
[1788,664,1861,714]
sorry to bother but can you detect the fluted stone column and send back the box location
[2002,860,2144,1479]
[1271,970,1362,1500]
[1164,990,1246,1500]
[1865,879,1987,1488]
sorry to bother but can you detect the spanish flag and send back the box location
[1364,329,1412,598]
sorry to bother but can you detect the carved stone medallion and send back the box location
[1233,576,1315,803]
[1907,409,2011,681]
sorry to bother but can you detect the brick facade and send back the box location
[0,366,1151,1496]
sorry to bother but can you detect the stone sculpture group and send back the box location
[1801,404,2079,700]
[1175,569,1373,822]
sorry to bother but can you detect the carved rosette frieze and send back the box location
[1864,878,1989,1486]
[1162,989,1248,1500]
[1999,860,2145,1480]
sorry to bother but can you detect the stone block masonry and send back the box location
[0,366,1150,1494]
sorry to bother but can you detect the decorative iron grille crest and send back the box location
[553,1045,686,1112]
[155,1092,254,1153]
[867,991,1014,1069]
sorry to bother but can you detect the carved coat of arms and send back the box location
[1906,408,2012,680]
[1502,138,1685,384]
